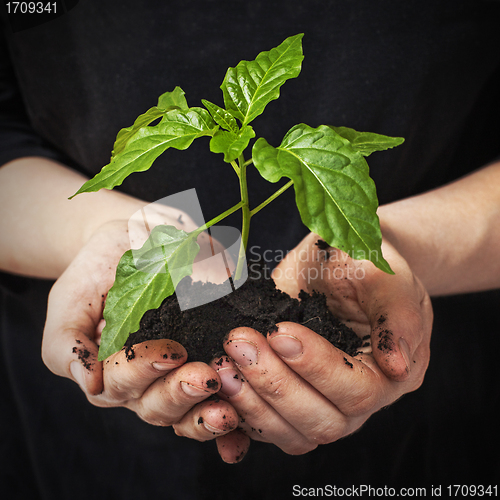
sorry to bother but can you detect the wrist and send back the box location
[0,157,195,278]
[378,202,437,291]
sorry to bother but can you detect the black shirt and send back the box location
[1,1,499,498]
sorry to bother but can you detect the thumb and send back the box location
[359,246,432,382]
[42,276,105,396]
[216,430,251,464]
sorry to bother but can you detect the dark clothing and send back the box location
[1,1,499,498]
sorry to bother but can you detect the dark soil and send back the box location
[127,259,362,363]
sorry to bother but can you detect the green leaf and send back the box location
[70,108,218,198]
[112,87,189,159]
[157,86,189,111]
[98,225,200,361]
[209,126,256,163]
[253,124,393,274]
[328,126,404,157]
[221,33,304,127]
[202,99,239,133]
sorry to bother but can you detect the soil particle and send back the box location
[127,261,362,363]
[72,345,92,370]
[343,357,354,368]
[206,378,218,390]
[315,239,330,251]
[197,417,203,425]
[315,239,330,261]
[215,357,226,367]
[377,329,395,353]
[124,346,135,361]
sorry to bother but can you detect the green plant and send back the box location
[72,34,404,361]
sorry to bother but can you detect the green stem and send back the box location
[235,154,251,280]
[190,164,293,282]
[249,180,294,217]
[230,160,240,177]
[191,200,244,237]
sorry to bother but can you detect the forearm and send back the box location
[379,160,500,296]
[0,157,147,278]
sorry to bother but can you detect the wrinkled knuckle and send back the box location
[105,378,139,401]
[258,373,290,400]
[138,407,175,427]
[313,431,342,446]
[310,424,346,445]
[341,390,378,417]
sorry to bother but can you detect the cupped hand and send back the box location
[42,215,243,450]
[210,232,432,455]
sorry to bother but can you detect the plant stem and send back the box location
[191,200,244,236]
[235,154,251,279]
[191,163,294,281]
[249,180,294,217]
[230,160,240,177]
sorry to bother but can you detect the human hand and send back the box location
[210,233,432,455]
[42,214,243,449]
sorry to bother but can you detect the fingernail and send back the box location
[218,368,242,397]
[152,361,176,371]
[226,340,259,367]
[70,361,86,392]
[269,335,303,359]
[180,381,210,397]
[203,421,226,435]
[399,338,411,373]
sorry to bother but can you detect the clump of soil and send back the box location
[127,261,362,363]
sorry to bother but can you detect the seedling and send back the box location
[72,34,403,361]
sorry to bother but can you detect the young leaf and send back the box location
[328,126,404,157]
[221,33,304,127]
[202,99,239,133]
[209,126,256,163]
[70,108,218,198]
[98,225,200,361]
[112,87,189,159]
[253,124,393,274]
[157,86,189,111]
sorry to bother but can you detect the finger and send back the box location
[172,397,239,441]
[268,322,394,416]
[223,327,355,447]
[99,339,187,402]
[210,355,316,455]
[43,280,105,396]
[216,430,251,464]
[357,247,432,382]
[130,361,221,426]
